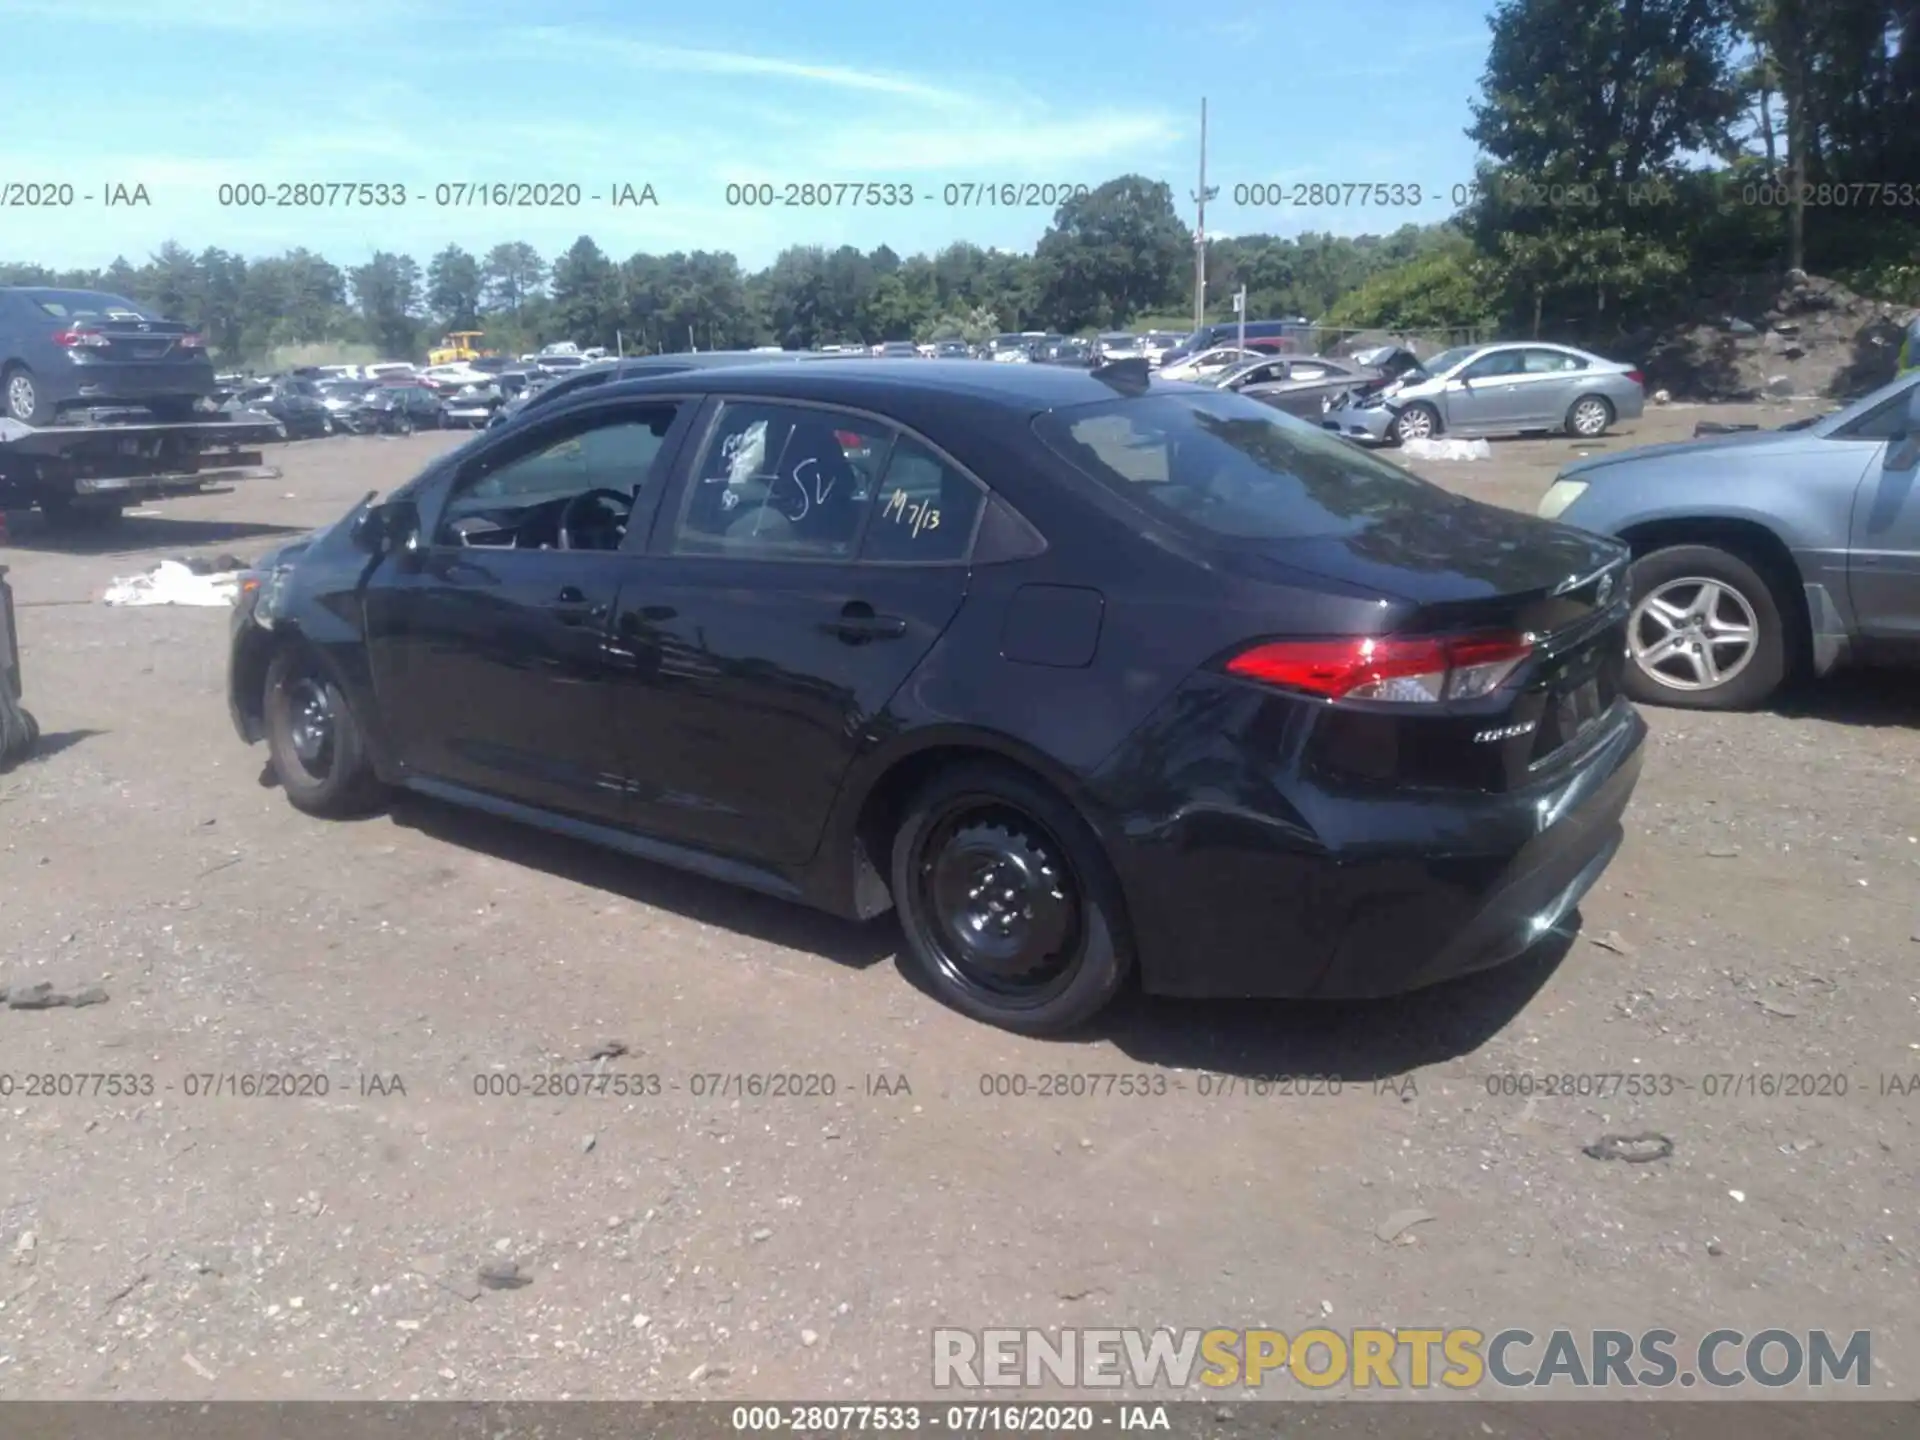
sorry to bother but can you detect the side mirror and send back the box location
[353,499,420,556]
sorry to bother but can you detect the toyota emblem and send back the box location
[1595,573,1615,605]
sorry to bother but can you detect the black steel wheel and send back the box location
[891,764,1130,1033]
[262,646,386,817]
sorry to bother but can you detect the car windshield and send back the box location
[26,290,158,322]
[1035,389,1443,540]
[1422,346,1482,377]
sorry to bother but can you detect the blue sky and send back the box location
[0,0,1496,272]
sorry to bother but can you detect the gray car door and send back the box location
[1846,384,1920,640]
[1444,349,1529,432]
[1512,348,1587,426]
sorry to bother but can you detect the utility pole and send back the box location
[1191,97,1217,332]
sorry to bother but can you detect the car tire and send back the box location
[1622,544,1789,711]
[262,645,387,818]
[2,365,51,426]
[1390,401,1440,445]
[890,762,1132,1035]
[1566,394,1614,438]
[395,414,414,436]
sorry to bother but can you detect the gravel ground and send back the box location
[0,401,1914,1403]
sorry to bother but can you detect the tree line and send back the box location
[0,192,1457,365]
[2,0,1912,364]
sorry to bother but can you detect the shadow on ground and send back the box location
[383,787,1566,1076]
[387,792,899,971]
[1771,666,1920,729]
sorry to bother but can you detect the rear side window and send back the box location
[1035,391,1442,540]
[1522,349,1587,373]
[672,402,893,560]
[860,437,984,562]
[26,291,155,322]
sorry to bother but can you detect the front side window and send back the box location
[672,402,893,559]
[436,402,681,548]
[1462,349,1525,380]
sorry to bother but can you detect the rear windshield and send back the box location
[25,291,157,322]
[1034,390,1441,540]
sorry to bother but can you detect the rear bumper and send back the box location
[47,361,214,407]
[1091,700,1647,1000]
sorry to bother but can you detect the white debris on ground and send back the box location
[102,560,239,608]
[1400,437,1494,462]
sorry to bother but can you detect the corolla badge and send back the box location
[1473,720,1537,744]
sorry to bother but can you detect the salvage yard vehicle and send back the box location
[229,357,1644,1034]
[224,376,334,438]
[1199,353,1386,419]
[0,287,216,425]
[1323,341,1645,445]
[1157,344,1265,383]
[349,381,447,434]
[1540,370,1920,711]
[427,331,494,365]
[442,381,505,428]
[1158,318,1313,368]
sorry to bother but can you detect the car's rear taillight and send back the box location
[179,333,206,350]
[1625,369,1644,386]
[52,328,108,349]
[1226,633,1534,704]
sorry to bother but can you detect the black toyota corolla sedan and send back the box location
[228,358,1645,1033]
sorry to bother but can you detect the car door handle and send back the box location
[821,603,907,643]
[553,585,609,625]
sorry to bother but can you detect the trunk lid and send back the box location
[1219,494,1629,638]
[73,316,200,364]
[1221,501,1632,785]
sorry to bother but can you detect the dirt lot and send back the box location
[0,400,1915,1402]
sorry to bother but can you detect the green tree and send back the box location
[1033,175,1190,329]
[349,252,423,357]
[427,245,485,328]
[548,236,620,347]
[481,241,547,314]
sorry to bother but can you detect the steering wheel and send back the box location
[557,488,635,551]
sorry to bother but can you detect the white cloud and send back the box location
[514,27,967,105]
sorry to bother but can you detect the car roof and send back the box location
[552,357,1145,412]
